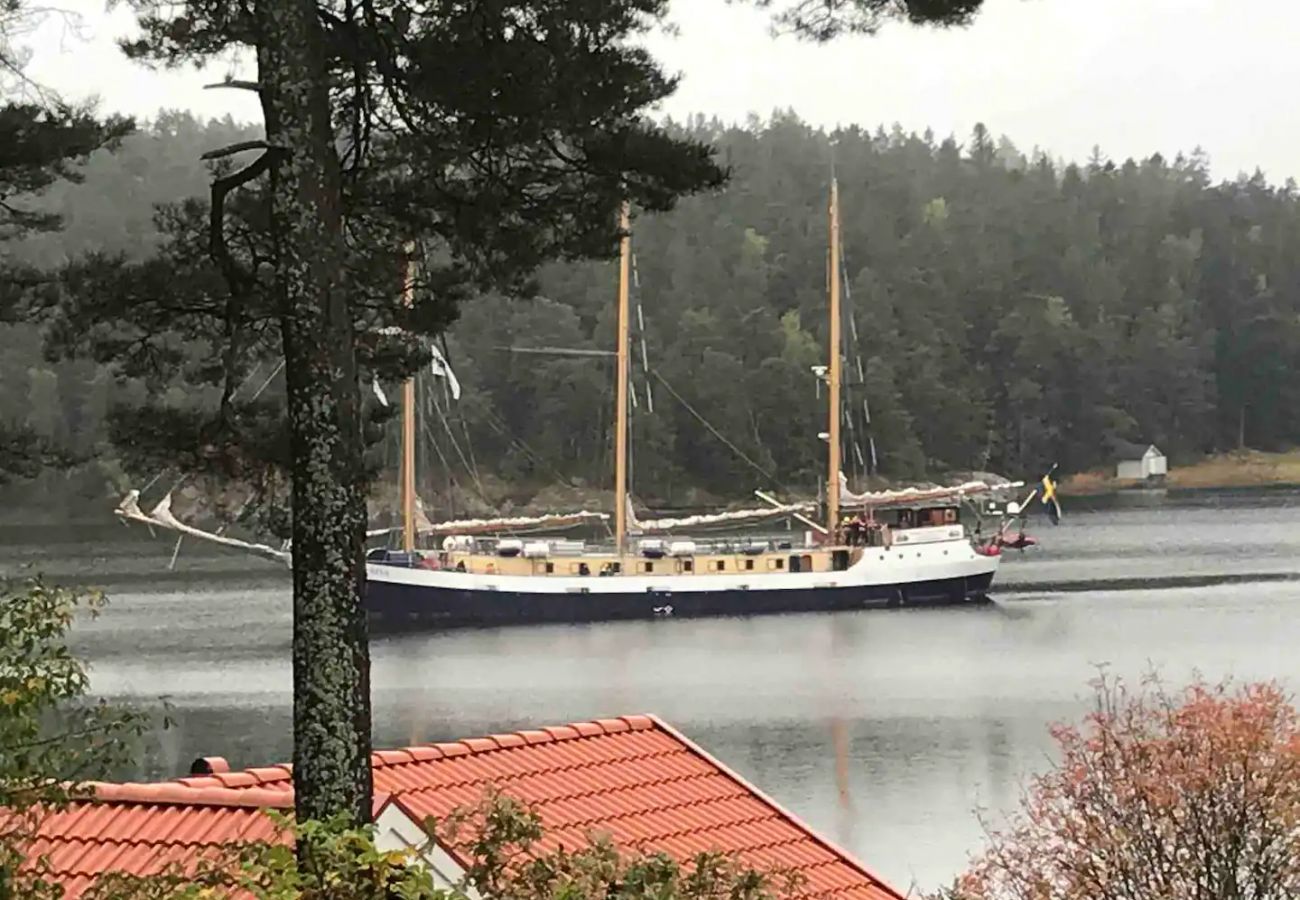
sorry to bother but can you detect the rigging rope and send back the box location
[648,367,777,485]
[837,221,878,477]
[425,376,486,500]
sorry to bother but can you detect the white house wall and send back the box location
[374,803,476,896]
[1117,461,1144,479]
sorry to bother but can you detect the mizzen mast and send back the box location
[826,180,842,539]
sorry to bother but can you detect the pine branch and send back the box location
[203,79,263,92]
[201,140,275,161]
[209,149,278,278]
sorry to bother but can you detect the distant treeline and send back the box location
[4,111,1299,507]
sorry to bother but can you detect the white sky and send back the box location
[18,0,1300,182]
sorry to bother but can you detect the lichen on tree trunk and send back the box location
[255,0,372,827]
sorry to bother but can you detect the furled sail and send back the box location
[366,509,609,539]
[837,472,1021,508]
[115,490,292,566]
[625,498,815,534]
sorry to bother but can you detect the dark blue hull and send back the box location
[364,571,995,631]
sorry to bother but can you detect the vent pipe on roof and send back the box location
[189,756,231,775]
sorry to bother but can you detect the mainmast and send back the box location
[826,180,842,539]
[401,245,417,552]
[614,202,632,556]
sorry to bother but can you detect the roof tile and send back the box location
[460,737,499,753]
[373,749,415,766]
[621,715,656,731]
[211,771,260,789]
[244,766,292,785]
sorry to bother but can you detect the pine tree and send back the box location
[51,0,727,827]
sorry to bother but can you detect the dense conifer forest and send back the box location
[5,111,1299,509]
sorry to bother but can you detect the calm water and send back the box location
[5,487,1300,895]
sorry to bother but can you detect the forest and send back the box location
[4,110,1300,511]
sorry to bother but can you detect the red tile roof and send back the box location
[26,715,902,900]
[22,784,293,898]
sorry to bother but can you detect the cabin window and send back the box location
[714,560,725,572]
[770,558,784,571]
[612,562,622,574]
[643,561,655,573]
[744,559,754,571]
[801,554,813,571]
[545,562,554,574]
[683,560,694,573]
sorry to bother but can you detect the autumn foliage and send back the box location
[943,674,1300,900]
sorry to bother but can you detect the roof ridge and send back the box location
[382,745,692,788]
[370,715,660,768]
[88,782,295,810]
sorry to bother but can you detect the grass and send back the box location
[1061,449,1300,496]
[1167,449,1300,489]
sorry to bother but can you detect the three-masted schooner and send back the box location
[363,184,1007,628]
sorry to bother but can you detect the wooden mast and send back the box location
[826,180,842,539]
[614,202,632,556]
[401,245,417,552]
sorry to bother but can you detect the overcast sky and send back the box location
[19,0,1300,182]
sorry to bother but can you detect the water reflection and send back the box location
[7,490,1300,891]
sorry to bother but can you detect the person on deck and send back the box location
[845,516,863,546]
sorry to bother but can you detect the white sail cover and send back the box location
[116,490,292,566]
[837,471,1018,508]
[366,509,609,539]
[625,498,814,534]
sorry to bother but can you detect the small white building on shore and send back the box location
[1115,442,1167,481]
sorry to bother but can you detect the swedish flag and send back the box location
[1041,471,1062,525]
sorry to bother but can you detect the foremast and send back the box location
[614,201,632,556]
[401,245,418,552]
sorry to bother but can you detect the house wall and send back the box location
[374,804,474,895]
[1118,454,1167,480]
[1117,460,1144,480]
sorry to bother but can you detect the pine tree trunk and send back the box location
[255,0,373,827]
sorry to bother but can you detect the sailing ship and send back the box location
[363,184,1016,629]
